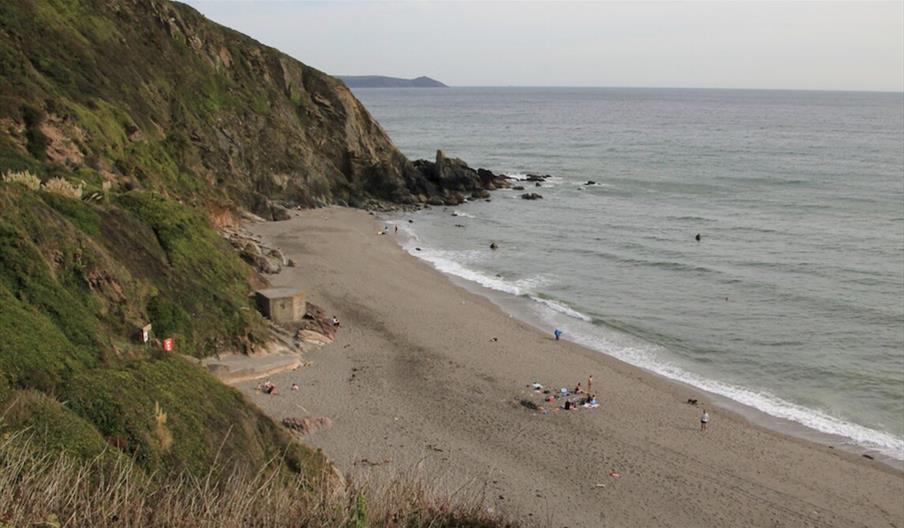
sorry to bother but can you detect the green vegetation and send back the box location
[0,0,414,213]
[0,0,511,524]
[0,183,305,480]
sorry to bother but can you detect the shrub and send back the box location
[1,169,40,189]
[41,176,83,198]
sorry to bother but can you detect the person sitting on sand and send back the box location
[330,316,340,327]
[262,380,276,394]
[575,382,583,394]
[701,409,710,431]
[291,383,299,391]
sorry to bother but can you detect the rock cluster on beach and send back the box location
[221,225,293,275]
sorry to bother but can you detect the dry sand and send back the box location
[238,207,903,528]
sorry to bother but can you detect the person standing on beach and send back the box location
[554,328,562,340]
[588,375,593,392]
[700,409,710,431]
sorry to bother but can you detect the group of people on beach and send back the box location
[531,375,600,413]
[550,330,712,430]
[258,380,300,395]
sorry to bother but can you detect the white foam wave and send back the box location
[565,331,904,460]
[530,296,593,322]
[451,211,475,218]
[408,247,527,296]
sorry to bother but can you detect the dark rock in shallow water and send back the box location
[524,174,548,182]
[408,150,510,203]
[585,180,596,185]
[512,185,525,191]
[490,242,498,250]
[534,182,542,187]
[521,193,543,200]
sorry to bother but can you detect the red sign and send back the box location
[163,337,174,352]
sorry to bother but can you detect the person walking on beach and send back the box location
[700,409,710,431]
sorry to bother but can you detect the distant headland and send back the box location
[338,75,448,88]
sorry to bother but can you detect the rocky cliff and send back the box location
[0,0,505,215]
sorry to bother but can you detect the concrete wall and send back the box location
[255,291,305,324]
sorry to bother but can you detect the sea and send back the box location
[351,87,904,464]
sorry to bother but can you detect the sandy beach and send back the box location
[238,207,903,528]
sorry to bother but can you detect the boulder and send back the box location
[267,247,288,266]
[240,251,279,274]
[282,416,333,436]
[271,203,292,221]
[243,241,262,256]
[521,193,543,200]
[444,193,465,205]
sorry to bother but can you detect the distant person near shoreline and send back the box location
[701,409,710,431]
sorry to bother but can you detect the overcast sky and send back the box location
[182,1,904,92]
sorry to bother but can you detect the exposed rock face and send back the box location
[408,150,510,205]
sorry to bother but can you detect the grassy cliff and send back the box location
[0,2,516,524]
[0,182,326,479]
[0,0,420,209]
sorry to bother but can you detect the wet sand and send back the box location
[238,207,903,528]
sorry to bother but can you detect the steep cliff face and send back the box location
[0,0,433,478]
[0,0,503,212]
[0,0,509,478]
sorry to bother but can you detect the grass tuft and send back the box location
[0,437,519,528]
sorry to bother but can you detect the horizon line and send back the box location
[346,83,904,95]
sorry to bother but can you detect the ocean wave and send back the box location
[407,246,535,296]
[664,215,717,223]
[529,296,593,322]
[451,211,475,218]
